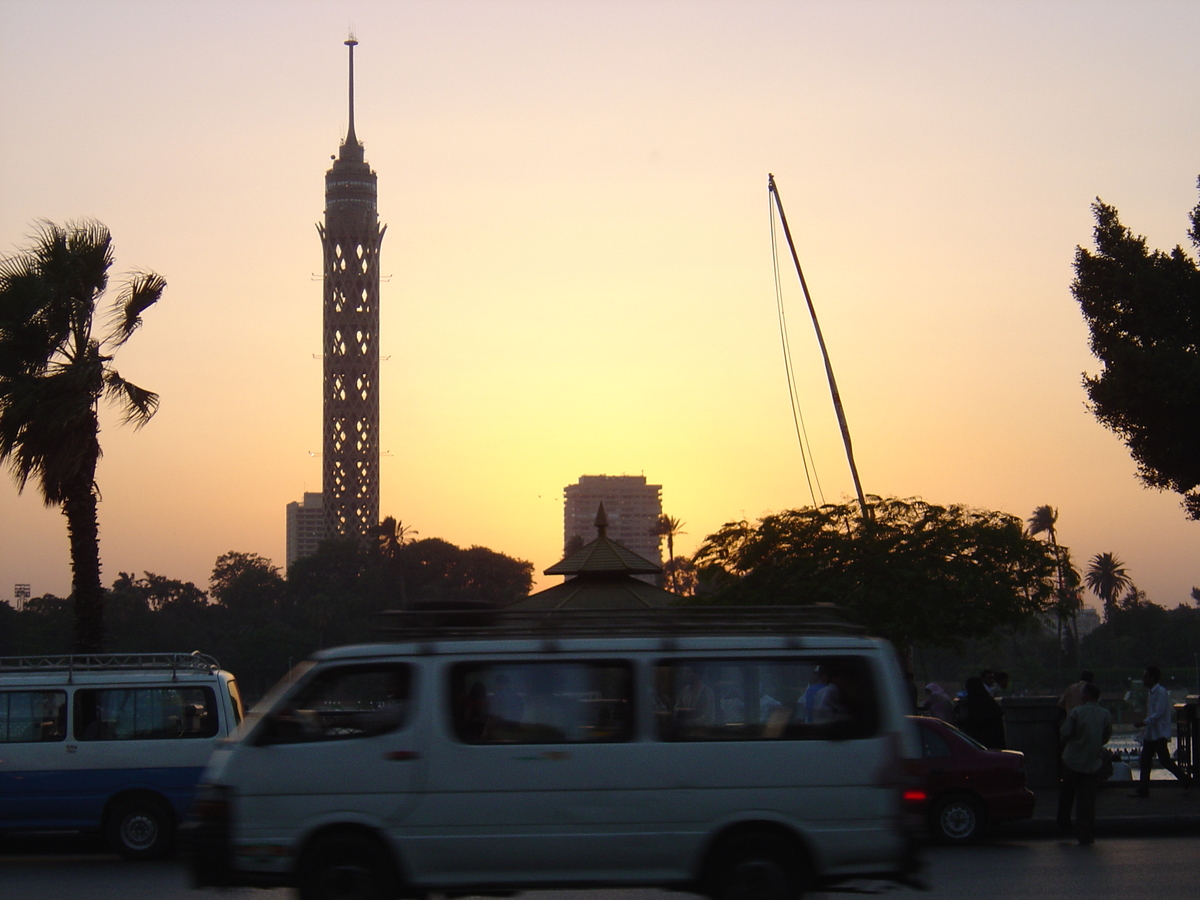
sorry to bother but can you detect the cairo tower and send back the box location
[318,37,384,542]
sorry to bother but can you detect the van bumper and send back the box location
[183,783,292,890]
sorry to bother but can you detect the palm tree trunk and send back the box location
[63,475,104,653]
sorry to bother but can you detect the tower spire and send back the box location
[344,34,359,148]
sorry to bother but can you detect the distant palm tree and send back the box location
[376,516,417,560]
[1027,505,1058,543]
[652,514,687,562]
[651,515,687,591]
[1027,505,1069,654]
[1085,552,1133,620]
[0,221,164,652]
[376,516,417,609]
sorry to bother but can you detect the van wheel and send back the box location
[711,832,803,900]
[299,831,399,900]
[106,797,175,860]
[931,793,984,844]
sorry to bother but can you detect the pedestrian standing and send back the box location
[1057,682,1112,845]
[959,676,1006,749]
[923,683,955,723]
[1131,665,1192,797]
[1058,671,1095,714]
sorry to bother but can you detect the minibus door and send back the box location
[233,663,423,841]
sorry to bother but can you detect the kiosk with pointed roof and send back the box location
[510,504,682,610]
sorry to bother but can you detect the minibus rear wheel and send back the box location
[710,831,804,900]
[106,796,175,860]
[298,830,400,900]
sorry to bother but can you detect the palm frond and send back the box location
[108,270,166,347]
[103,370,160,427]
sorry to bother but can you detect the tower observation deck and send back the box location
[318,37,385,540]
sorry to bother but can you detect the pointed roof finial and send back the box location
[594,503,609,538]
[345,33,359,148]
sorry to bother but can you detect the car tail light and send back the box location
[903,789,927,805]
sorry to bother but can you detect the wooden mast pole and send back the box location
[768,173,871,521]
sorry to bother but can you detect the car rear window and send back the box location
[918,721,952,758]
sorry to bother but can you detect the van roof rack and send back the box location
[0,652,221,680]
[377,605,866,641]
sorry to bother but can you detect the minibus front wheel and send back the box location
[298,828,400,900]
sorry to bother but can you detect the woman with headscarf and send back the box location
[958,676,1006,749]
[922,683,955,722]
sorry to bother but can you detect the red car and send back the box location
[907,715,1035,843]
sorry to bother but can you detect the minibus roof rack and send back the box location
[0,651,221,680]
[377,605,866,640]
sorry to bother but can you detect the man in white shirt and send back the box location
[1131,665,1192,797]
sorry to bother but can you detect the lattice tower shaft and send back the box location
[317,38,384,541]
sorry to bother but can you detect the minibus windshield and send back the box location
[231,660,316,742]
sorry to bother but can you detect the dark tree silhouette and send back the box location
[1073,181,1200,519]
[693,496,1058,658]
[1084,551,1133,621]
[0,221,164,651]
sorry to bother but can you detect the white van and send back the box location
[0,652,243,858]
[188,609,921,900]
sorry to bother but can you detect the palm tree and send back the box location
[1027,505,1070,655]
[376,516,417,560]
[1026,505,1058,545]
[0,221,163,652]
[1085,552,1133,620]
[650,514,687,591]
[375,515,417,608]
[650,514,686,562]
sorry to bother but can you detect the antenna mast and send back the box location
[345,34,358,145]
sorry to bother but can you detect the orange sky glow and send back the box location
[1,1,1197,612]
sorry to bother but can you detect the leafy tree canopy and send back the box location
[210,551,285,613]
[692,496,1058,653]
[1073,180,1200,518]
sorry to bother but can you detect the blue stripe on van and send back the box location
[0,766,205,829]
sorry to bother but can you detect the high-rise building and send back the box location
[563,475,663,568]
[285,493,325,571]
[319,36,384,541]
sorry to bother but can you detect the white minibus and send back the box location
[0,652,243,858]
[188,609,921,900]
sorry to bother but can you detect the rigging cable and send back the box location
[770,189,824,508]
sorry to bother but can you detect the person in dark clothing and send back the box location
[959,676,1006,749]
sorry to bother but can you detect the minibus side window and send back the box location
[0,690,67,742]
[655,657,879,741]
[450,661,632,744]
[74,687,219,741]
[260,664,411,744]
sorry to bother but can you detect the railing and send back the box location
[0,651,220,681]
[377,604,866,641]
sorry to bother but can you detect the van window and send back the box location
[263,664,411,744]
[451,661,632,744]
[655,657,879,741]
[74,687,219,741]
[0,690,67,743]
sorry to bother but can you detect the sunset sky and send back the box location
[1,1,1197,613]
